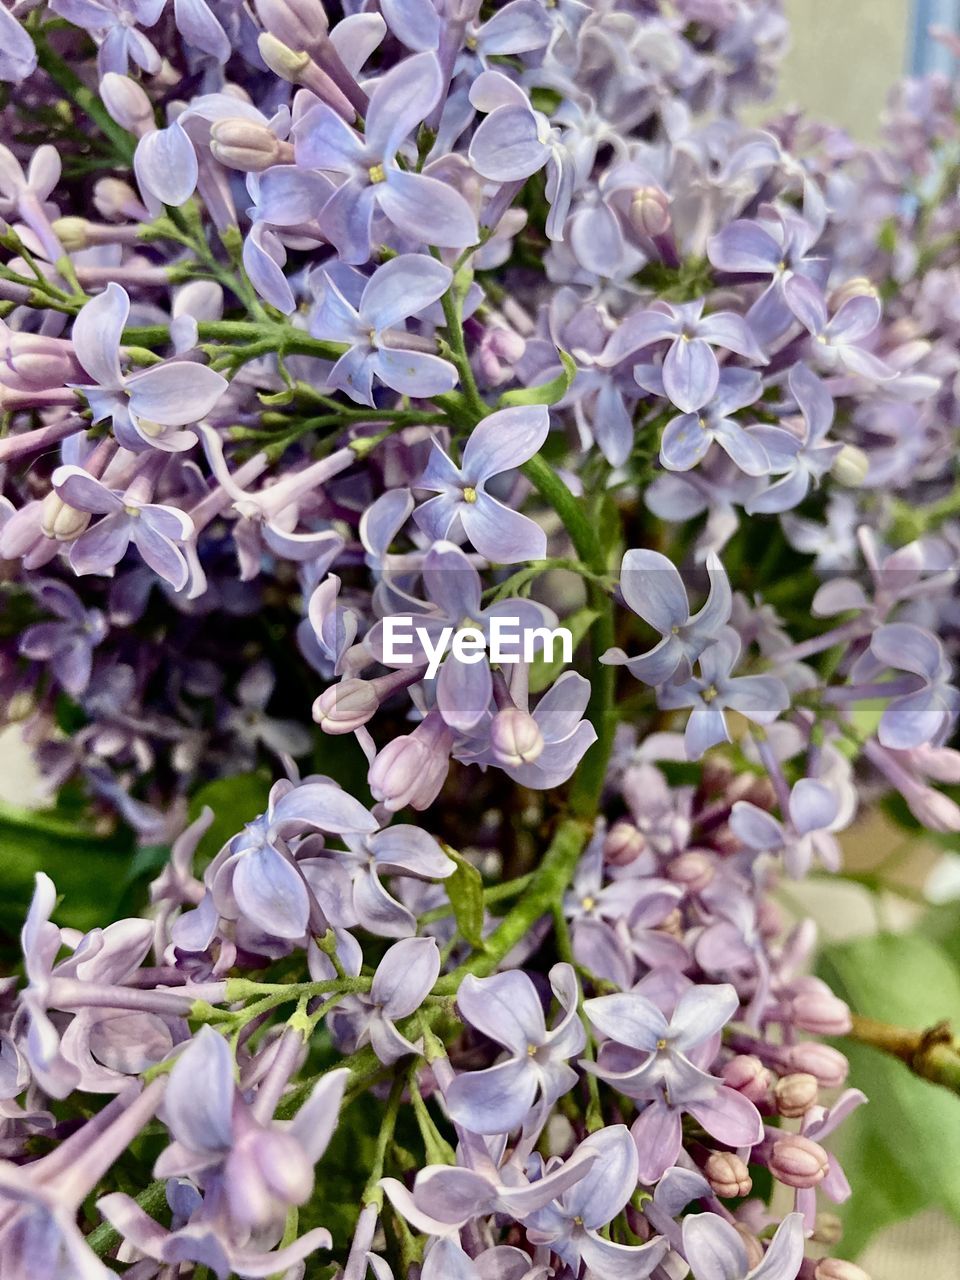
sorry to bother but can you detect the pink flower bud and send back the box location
[770,1133,830,1189]
[789,980,852,1035]
[667,850,715,894]
[721,1054,772,1105]
[368,713,453,812]
[313,679,379,734]
[734,1225,765,1271]
[774,1072,819,1118]
[904,782,960,833]
[210,120,290,173]
[40,491,91,541]
[704,1151,752,1198]
[784,1042,849,1088]
[815,1261,871,1280]
[629,186,671,237]
[604,819,646,866]
[490,706,544,767]
[255,0,329,55]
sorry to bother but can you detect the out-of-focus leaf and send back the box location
[187,771,273,865]
[497,349,576,408]
[528,606,597,693]
[818,930,960,1256]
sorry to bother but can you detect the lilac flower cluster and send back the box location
[0,1,958,1278]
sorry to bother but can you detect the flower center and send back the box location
[123,504,140,518]
[701,684,719,703]
[368,164,386,184]
[656,1037,669,1050]
[462,486,478,503]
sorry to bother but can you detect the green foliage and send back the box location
[818,929,960,1257]
[498,349,577,408]
[444,849,486,950]
[529,606,599,693]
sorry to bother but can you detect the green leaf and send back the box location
[498,349,576,408]
[444,849,486,950]
[818,930,960,1255]
[528,606,598,693]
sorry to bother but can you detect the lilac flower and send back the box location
[602,548,732,686]
[794,1090,866,1228]
[585,982,763,1182]
[784,279,895,382]
[682,1211,805,1280]
[48,0,164,77]
[208,777,377,941]
[51,465,196,591]
[865,623,960,749]
[70,284,227,453]
[309,254,457,405]
[658,629,791,760]
[731,779,843,878]
[294,51,478,262]
[446,964,585,1133]
[468,71,576,241]
[0,5,36,84]
[383,0,550,63]
[523,1126,669,1280]
[746,363,842,513]
[326,823,455,938]
[414,406,549,563]
[369,540,556,730]
[336,937,440,1063]
[641,365,771,476]
[601,299,768,414]
[18,579,107,696]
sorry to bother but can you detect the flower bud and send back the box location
[721,1054,772,1105]
[831,444,869,487]
[255,0,328,55]
[789,981,852,1036]
[704,1151,752,1198]
[210,119,289,173]
[313,679,379,733]
[51,217,91,252]
[257,31,312,81]
[629,186,671,237]
[94,177,147,222]
[812,1213,843,1246]
[831,277,877,307]
[368,714,452,812]
[490,706,544,767]
[784,1042,849,1088]
[603,819,646,866]
[904,783,960,833]
[41,491,91,541]
[734,1225,765,1271]
[770,1133,830,1189]
[6,690,34,721]
[774,1072,819,1118]
[99,72,155,134]
[815,1261,871,1280]
[666,850,714,894]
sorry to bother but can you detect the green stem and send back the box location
[848,1013,960,1095]
[363,1075,406,1207]
[34,32,136,163]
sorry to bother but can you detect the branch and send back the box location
[848,1013,960,1095]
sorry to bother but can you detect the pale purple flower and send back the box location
[70,284,227,453]
[382,0,550,62]
[658,629,791,760]
[865,622,960,749]
[784,279,896,382]
[336,937,441,1064]
[585,982,763,1182]
[294,51,478,262]
[414,405,549,563]
[18,579,107,697]
[731,779,843,878]
[49,0,164,77]
[325,823,455,938]
[0,5,35,84]
[746,363,842,514]
[602,548,732,686]
[523,1126,669,1280]
[51,466,196,591]
[601,299,767,414]
[794,1090,866,1229]
[682,1211,805,1280]
[468,70,576,241]
[309,255,457,405]
[446,964,585,1134]
[639,365,770,476]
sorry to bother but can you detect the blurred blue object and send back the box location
[912,0,960,74]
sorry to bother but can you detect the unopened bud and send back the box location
[904,783,960,833]
[704,1151,752,1198]
[721,1054,772,1105]
[629,186,671,237]
[784,1042,849,1088]
[312,679,379,733]
[255,0,328,55]
[257,32,311,81]
[368,716,451,812]
[770,1133,829,1189]
[99,72,155,134]
[603,819,646,866]
[490,706,544,767]
[667,850,715,893]
[7,690,34,721]
[831,444,869,487]
[210,119,288,172]
[815,1261,871,1280]
[41,491,91,541]
[94,177,146,222]
[51,217,91,252]
[831,277,877,307]
[774,1072,819,1118]
[733,1225,765,1271]
[790,981,852,1036]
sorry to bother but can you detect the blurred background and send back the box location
[1,3,959,1277]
